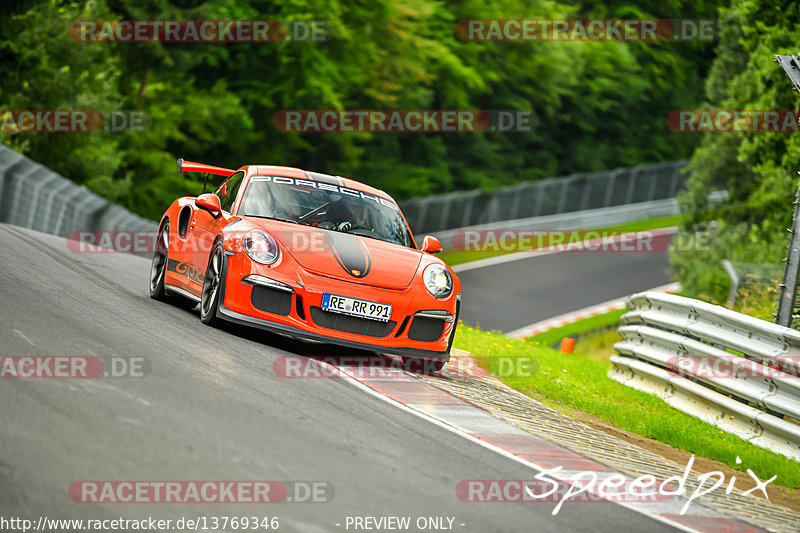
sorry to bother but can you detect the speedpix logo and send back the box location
[457,455,775,516]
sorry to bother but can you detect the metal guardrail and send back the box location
[400,159,689,235]
[609,291,800,460]
[0,144,155,236]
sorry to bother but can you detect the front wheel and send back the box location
[200,241,224,326]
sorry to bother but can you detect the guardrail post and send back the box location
[579,174,594,211]
[625,166,643,204]
[39,178,74,233]
[721,259,741,307]
[556,176,575,214]
[437,196,452,232]
[532,180,546,217]
[461,190,480,227]
[9,164,39,226]
[647,168,659,201]
[415,198,429,234]
[508,183,525,220]
[667,163,682,197]
[603,169,621,208]
[0,157,24,218]
[776,178,800,327]
[26,170,56,229]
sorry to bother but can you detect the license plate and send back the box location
[321,293,392,322]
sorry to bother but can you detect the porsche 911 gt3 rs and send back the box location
[149,159,460,370]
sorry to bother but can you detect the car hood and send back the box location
[243,218,422,289]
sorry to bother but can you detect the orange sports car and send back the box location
[149,159,460,370]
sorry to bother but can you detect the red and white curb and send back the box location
[505,282,681,339]
[321,356,768,533]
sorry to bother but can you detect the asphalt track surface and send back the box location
[456,247,672,333]
[0,224,679,532]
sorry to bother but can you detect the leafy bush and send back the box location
[672,0,800,303]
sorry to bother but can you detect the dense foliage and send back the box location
[1,0,719,220]
[671,0,800,303]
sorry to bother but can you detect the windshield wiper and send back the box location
[245,215,301,225]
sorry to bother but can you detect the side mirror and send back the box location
[420,235,443,254]
[196,193,222,218]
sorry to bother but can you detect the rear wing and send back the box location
[176,158,236,177]
[177,157,236,193]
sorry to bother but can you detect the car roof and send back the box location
[241,165,397,204]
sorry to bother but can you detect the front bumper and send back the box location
[216,252,458,361]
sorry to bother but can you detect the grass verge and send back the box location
[528,308,625,348]
[439,214,683,266]
[451,323,800,488]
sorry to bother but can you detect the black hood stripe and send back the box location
[322,230,371,278]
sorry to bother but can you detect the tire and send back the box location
[401,357,446,374]
[149,222,171,300]
[200,240,224,326]
[149,221,198,310]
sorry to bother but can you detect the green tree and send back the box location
[1,0,724,221]
[671,0,800,303]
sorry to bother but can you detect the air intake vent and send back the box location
[408,317,445,342]
[251,286,292,316]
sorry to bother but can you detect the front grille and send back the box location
[310,307,396,337]
[407,316,445,342]
[251,286,292,316]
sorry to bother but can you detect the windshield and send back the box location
[238,176,415,248]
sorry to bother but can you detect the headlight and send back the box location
[243,229,280,265]
[423,264,452,298]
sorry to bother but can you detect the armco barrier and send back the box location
[400,159,689,235]
[610,291,800,460]
[0,144,155,236]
